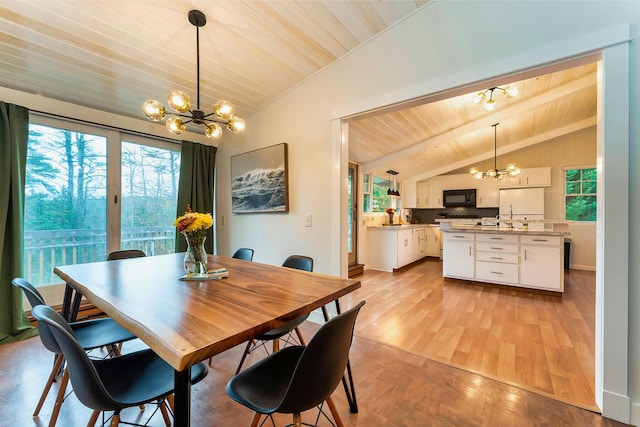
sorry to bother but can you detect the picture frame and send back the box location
[231,143,289,213]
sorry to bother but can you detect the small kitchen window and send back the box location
[362,173,371,212]
[564,166,596,221]
[370,174,395,213]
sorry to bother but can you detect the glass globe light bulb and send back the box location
[487,169,497,178]
[472,91,486,104]
[205,123,223,140]
[504,85,519,97]
[475,171,484,180]
[227,116,246,134]
[167,90,190,113]
[483,99,497,111]
[469,167,479,176]
[142,100,166,121]
[213,100,233,120]
[507,166,521,177]
[165,116,186,135]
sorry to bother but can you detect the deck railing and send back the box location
[24,226,176,287]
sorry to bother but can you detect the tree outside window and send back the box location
[565,167,596,221]
[371,175,392,213]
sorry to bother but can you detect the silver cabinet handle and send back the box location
[524,249,527,260]
[490,271,503,275]
[490,237,503,240]
[490,247,503,250]
[490,257,503,260]
[453,235,466,238]
[469,246,472,256]
[533,239,548,242]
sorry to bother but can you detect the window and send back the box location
[362,173,371,213]
[362,173,401,214]
[564,167,596,221]
[371,174,392,213]
[24,118,181,289]
[120,139,181,256]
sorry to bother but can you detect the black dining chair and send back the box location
[235,255,313,374]
[226,300,365,427]
[107,249,146,260]
[232,247,254,261]
[32,304,209,427]
[12,278,137,427]
[208,247,256,366]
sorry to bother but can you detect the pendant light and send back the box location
[386,170,400,197]
[469,123,520,179]
[142,10,245,140]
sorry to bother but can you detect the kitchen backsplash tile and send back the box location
[412,207,499,224]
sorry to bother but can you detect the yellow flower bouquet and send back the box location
[175,205,213,275]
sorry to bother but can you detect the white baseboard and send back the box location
[603,390,631,424]
[630,401,640,427]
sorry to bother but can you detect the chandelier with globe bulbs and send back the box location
[142,10,245,140]
[472,85,519,112]
[469,123,520,180]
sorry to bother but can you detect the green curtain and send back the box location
[175,140,217,254]
[0,102,37,344]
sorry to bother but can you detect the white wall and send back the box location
[217,2,638,423]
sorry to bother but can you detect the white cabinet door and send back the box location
[425,227,441,257]
[520,167,551,187]
[427,179,442,208]
[416,180,442,208]
[416,181,429,208]
[403,181,417,208]
[412,227,426,259]
[499,167,551,188]
[476,178,500,207]
[442,233,475,279]
[397,229,413,267]
[520,244,562,290]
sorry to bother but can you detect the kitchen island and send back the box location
[439,219,570,293]
[367,224,441,272]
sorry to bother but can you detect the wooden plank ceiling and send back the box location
[0,1,596,181]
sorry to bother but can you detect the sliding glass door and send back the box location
[24,116,181,303]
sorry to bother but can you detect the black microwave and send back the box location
[443,189,476,207]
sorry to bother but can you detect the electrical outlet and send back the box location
[305,214,312,227]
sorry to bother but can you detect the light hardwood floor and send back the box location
[345,258,598,411]
[1,259,621,426]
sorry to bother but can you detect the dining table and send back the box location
[53,252,361,427]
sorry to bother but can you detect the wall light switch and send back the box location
[305,214,312,227]
[221,215,226,225]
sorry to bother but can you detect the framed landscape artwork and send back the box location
[231,143,289,213]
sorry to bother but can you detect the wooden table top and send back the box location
[54,253,361,371]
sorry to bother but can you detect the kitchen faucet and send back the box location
[509,205,513,228]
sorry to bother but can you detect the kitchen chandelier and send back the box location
[386,170,400,197]
[472,85,519,112]
[142,10,245,140]
[469,123,520,180]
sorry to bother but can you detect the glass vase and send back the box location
[388,213,394,225]
[183,235,208,276]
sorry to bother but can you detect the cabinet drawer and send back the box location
[520,235,561,246]
[444,233,474,242]
[476,251,519,263]
[476,233,519,243]
[475,242,519,254]
[476,261,519,284]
